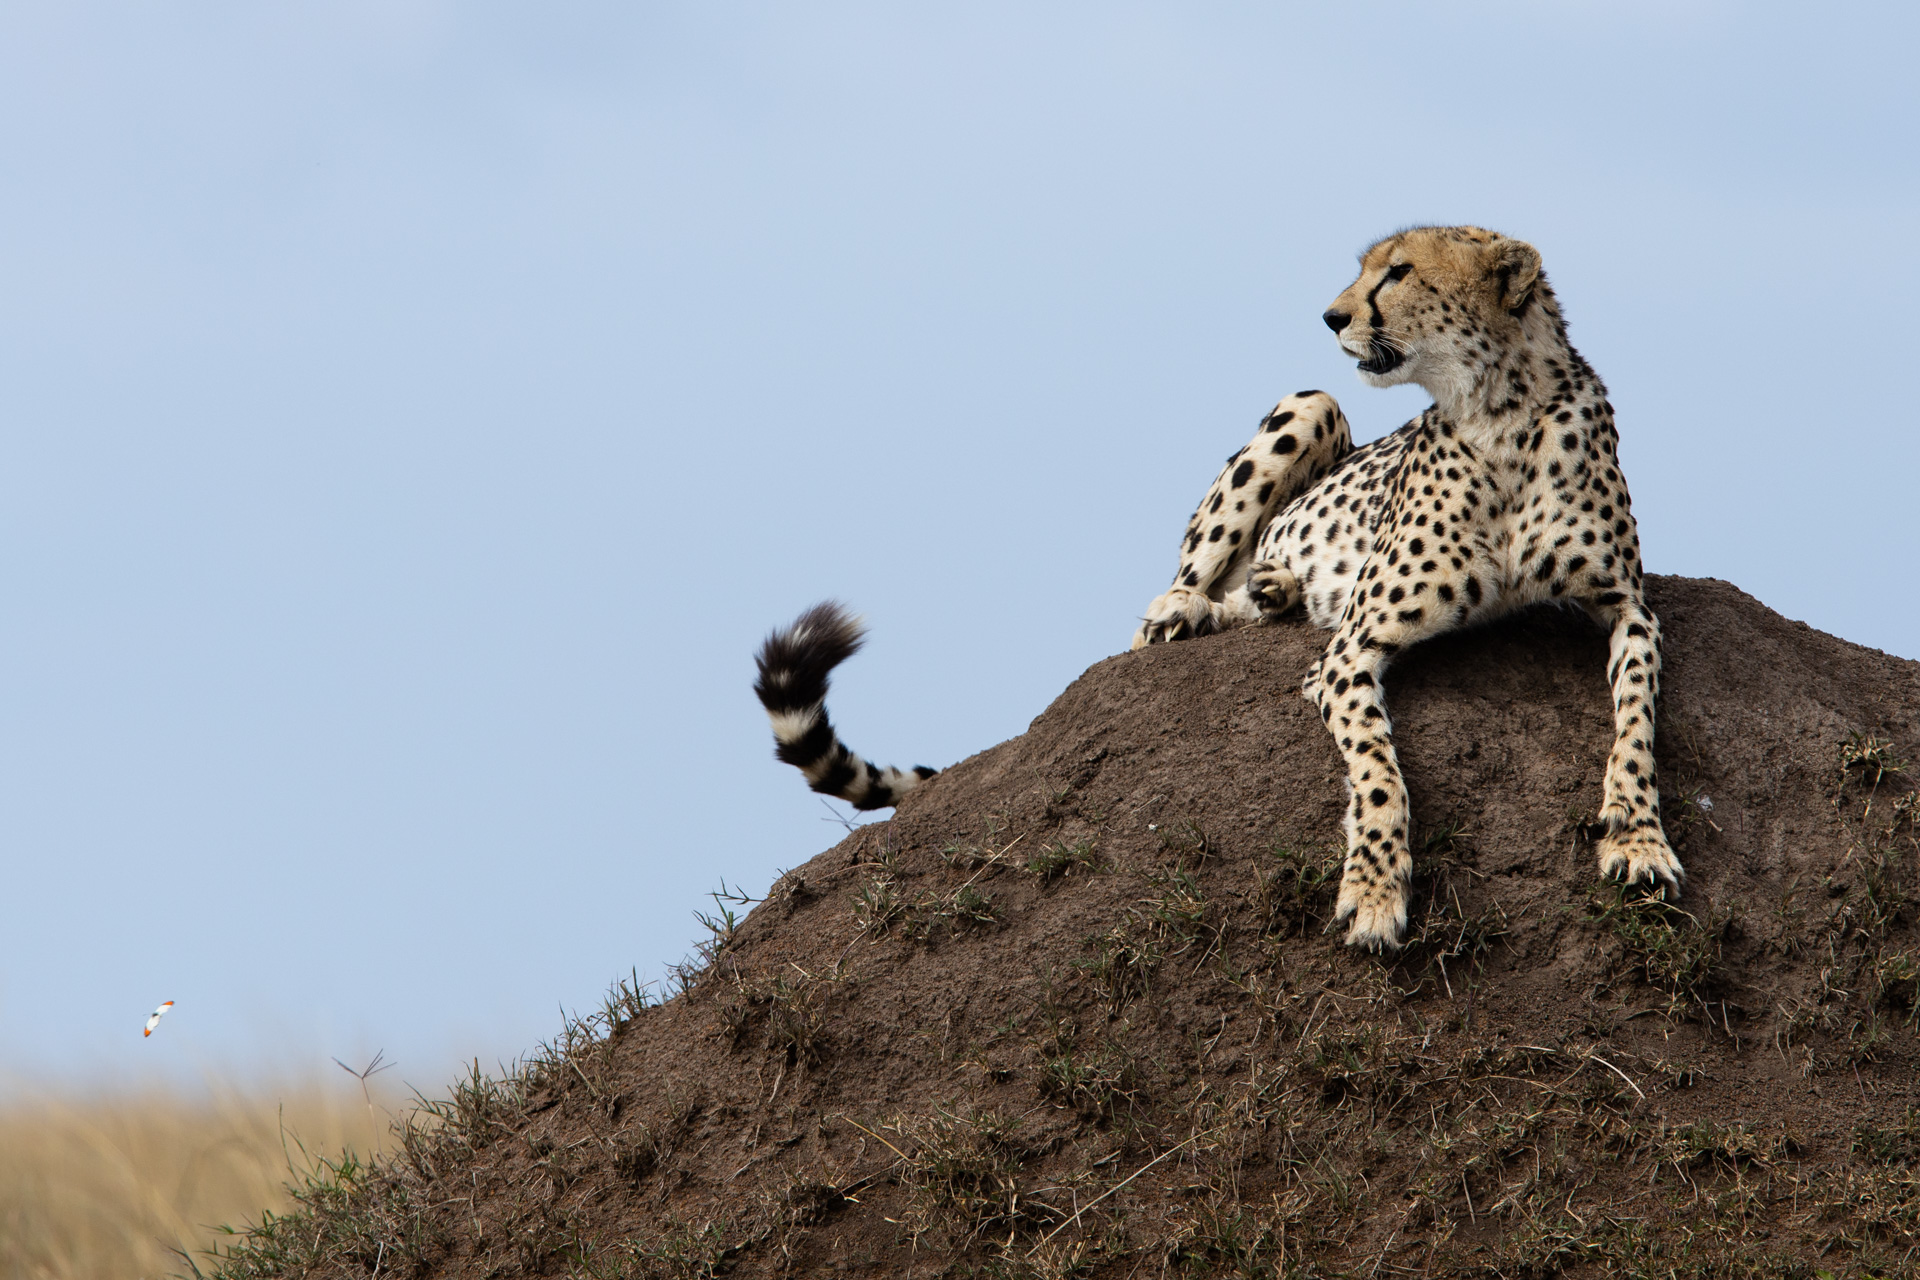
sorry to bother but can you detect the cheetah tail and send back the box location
[752,601,938,811]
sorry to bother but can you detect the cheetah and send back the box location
[751,226,1678,953]
[1133,226,1678,949]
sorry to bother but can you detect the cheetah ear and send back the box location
[1489,239,1542,317]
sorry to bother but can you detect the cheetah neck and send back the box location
[1425,292,1591,448]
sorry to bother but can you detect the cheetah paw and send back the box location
[1131,587,1221,650]
[1597,826,1685,898]
[1245,560,1299,618]
[1334,878,1408,953]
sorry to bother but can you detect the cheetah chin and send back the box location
[1355,341,1405,377]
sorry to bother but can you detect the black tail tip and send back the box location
[753,601,868,712]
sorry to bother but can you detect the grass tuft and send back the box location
[1841,732,1909,789]
[882,1106,1044,1246]
[1250,843,1341,940]
[1026,838,1100,885]
[1586,889,1730,1018]
[852,874,907,938]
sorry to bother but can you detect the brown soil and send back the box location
[217,576,1920,1279]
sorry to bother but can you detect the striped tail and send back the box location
[752,602,938,811]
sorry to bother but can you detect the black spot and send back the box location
[1231,461,1255,488]
[1208,525,1224,542]
[1464,577,1482,604]
[1534,554,1557,582]
[1273,435,1298,455]
[1257,481,1275,503]
[1265,410,1295,431]
[1369,788,1389,808]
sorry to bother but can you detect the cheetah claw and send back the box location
[1597,827,1685,899]
[1334,879,1407,953]
[1131,587,1221,650]
[1245,560,1299,618]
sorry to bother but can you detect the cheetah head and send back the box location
[1322,226,1546,402]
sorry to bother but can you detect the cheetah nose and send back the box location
[1322,309,1351,333]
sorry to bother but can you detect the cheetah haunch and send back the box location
[752,226,1679,952]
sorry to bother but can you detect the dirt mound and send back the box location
[216,577,1920,1279]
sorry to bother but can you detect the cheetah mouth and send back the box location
[1357,343,1406,376]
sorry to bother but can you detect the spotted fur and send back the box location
[753,602,937,811]
[1135,226,1678,950]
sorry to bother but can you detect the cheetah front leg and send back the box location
[1305,529,1493,950]
[1133,391,1350,649]
[1583,593,1682,894]
[1307,615,1432,952]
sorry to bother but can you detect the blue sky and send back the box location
[2,2,1915,1096]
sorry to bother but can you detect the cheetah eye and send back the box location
[1384,263,1413,282]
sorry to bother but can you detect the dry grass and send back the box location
[0,1079,395,1280]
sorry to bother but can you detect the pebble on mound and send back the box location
[213,576,1920,1279]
